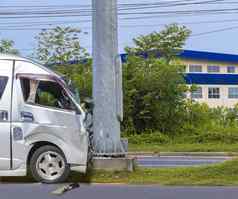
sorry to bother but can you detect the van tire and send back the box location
[30,145,70,184]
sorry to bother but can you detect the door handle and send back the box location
[21,111,34,122]
[0,110,8,121]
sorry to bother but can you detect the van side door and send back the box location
[12,76,88,169]
[0,60,13,170]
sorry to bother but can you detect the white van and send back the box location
[0,54,88,183]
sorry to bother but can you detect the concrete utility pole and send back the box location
[92,0,124,156]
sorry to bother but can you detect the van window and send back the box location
[0,76,8,99]
[20,78,77,111]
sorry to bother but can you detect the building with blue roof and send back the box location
[122,49,238,108]
[52,49,238,108]
[173,50,238,108]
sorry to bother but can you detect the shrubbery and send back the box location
[177,104,238,144]
[54,60,92,99]
[122,56,187,134]
[47,24,238,146]
[53,60,238,146]
[126,132,170,145]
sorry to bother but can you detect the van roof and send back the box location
[0,53,29,61]
[0,53,62,79]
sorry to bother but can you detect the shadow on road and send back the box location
[0,170,94,184]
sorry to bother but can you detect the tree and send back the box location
[122,24,191,134]
[34,26,89,64]
[123,56,188,133]
[54,60,92,100]
[0,39,19,55]
[125,23,191,61]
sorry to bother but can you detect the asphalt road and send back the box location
[136,156,231,167]
[0,184,237,199]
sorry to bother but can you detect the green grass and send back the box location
[125,130,238,152]
[69,158,238,185]
[129,143,238,152]
[3,159,238,186]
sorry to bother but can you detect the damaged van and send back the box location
[0,54,88,183]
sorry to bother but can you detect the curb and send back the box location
[127,152,238,157]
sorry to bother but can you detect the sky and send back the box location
[1,0,238,57]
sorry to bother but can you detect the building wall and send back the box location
[183,59,238,74]
[186,85,238,108]
[182,59,238,108]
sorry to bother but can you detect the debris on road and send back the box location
[51,183,80,195]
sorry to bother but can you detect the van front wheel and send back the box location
[30,145,70,184]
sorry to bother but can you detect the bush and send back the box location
[52,57,189,136]
[199,129,238,144]
[53,60,92,100]
[51,60,238,147]
[176,128,238,144]
[172,102,238,144]
[126,132,170,145]
[122,55,188,134]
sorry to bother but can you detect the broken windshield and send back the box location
[59,76,81,104]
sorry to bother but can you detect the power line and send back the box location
[0,0,237,22]
[0,9,238,20]
[14,25,238,51]
[0,1,235,16]
[120,18,238,27]
[2,18,238,30]
[0,0,228,12]
[15,25,238,54]
[191,25,238,36]
[0,19,91,26]
[0,17,238,27]
[2,17,238,30]
[0,0,228,9]
[1,0,238,54]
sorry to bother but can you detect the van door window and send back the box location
[20,78,77,111]
[0,76,8,99]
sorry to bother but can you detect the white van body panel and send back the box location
[0,60,13,170]
[0,54,88,176]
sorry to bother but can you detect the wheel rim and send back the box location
[36,151,65,181]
